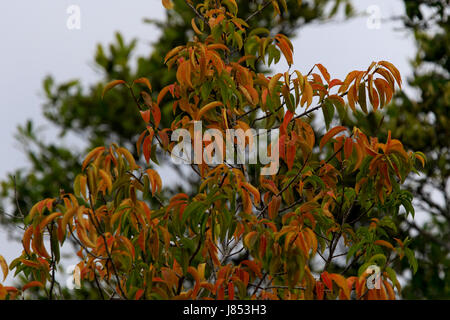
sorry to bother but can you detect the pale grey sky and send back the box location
[0,0,417,286]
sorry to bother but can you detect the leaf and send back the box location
[316,64,330,83]
[404,248,418,274]
[118,147,139,170]
[268,73,283,96]
[414,152,426,168]
[151,104,162,128]
[102,80,126,98]
[140,110,151,124]
[329,273,350,299]
[322,100,334,130]
[347,84,356,112]
[378,60,402,88]
[191,18,203,35]
[241,182,261,205]
[164,46,184,64]
[82,146,105,171]
[177,60,193,88]
[286,140,296,170]
[319,126,348,150]
[22,281,44,291]
[276,37,293,66]
[133,77,152,92]
[0,255,8,282]
[22,226,33,255]
[358,82,368,114]
[197,101,223,120]
[162,0,174,10]
[301,79,313,108]
[321,272,333,291]
[39,212,62,230]
[374,240,395,250]
[135,289,144,300]
[344,137,353,159]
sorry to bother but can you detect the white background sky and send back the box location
[0,0,417,286]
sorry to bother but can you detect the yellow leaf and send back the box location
[162,0,174,10]
[191,18,203,35]
[82,146,105,171]
[0,255,8,282]
[39,212,62,230]
[301,78,313,108]
[268,73,283,96]
[196,101,223,120]
[61,207,77,233]
[118,147,139,170]
[164,46,184,64]
[99,169,113,194]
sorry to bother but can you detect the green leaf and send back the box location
[405,248,418,274]
[181,201,207,227]
[358,83,368,114]
[368,253,387,267]
[322,100,335,130]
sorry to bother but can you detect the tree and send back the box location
[348,0,449,299]
[0,0,422,300]
[1,0,353,230]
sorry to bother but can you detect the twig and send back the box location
[245,1,272,22]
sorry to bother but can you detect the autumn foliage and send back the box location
[0,0,425,300]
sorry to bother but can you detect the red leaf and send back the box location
[140,110,151,124]
[135,289,144,300]
[321,272,333,291]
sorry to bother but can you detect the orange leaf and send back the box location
[316,63,330,83]
[379,60,402,88]
[276,37,293,66]
[374,240,395,250]
[329,273,350,299]
[319,126,348,150]
[102,80,126,98]
[22,281,44,291]
[177,60,193,88]
[133,77,152,92]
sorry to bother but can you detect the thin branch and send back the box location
[245,1,272,22]
[186,1,208,24]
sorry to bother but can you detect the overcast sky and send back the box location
[0,0,417,285]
